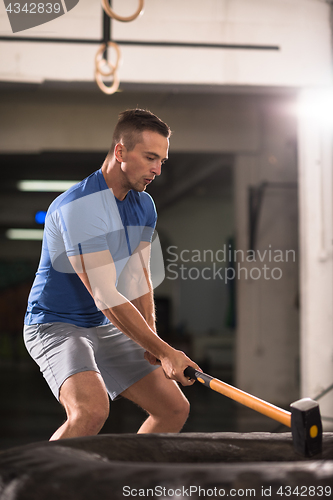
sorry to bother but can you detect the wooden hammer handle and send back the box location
[184,367,291,428]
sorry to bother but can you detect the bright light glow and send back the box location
[35,211,47,224]
[298,88,333,127]
[17,180,79,192]
[6,229,44,240]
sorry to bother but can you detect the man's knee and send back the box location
[59,371,110,434]
[72,402,110,434]
[177,397,190,420]
[164,394,190,425]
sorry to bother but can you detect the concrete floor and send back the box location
[0,361,287,451]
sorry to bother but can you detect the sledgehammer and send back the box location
[184,366,322,457]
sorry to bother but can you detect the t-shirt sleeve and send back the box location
[45,190,124,274]
[60,191,116,256]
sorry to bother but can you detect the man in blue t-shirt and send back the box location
[24,109,199,440]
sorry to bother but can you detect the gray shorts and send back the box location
[23,322,160,401]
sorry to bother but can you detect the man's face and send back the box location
[118,130,169,193]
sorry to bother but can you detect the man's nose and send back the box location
[151,162,162,176]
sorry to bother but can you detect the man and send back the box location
[24,109,200,440]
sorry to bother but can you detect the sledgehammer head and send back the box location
[290,398,322,457]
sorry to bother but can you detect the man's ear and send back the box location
[114,143,126,163]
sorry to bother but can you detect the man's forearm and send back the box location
[131,291,156,332]
[102,300,170,360]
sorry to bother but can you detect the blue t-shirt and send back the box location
[24,168,157,327]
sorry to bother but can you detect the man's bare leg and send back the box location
[50,371,110,440]
[121,367,190,433]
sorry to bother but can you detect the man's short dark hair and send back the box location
[110,109,171,154]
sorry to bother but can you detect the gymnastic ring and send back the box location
[95,68,120,95]
[95,42,121,78]
[101,0,144,22]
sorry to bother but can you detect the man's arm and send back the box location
[117,241,156,331]
[69,249,199,385]
[118,241,162,366]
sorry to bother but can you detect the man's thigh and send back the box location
[59,370,109,415]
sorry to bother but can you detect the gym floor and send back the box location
[0,361,286,451]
